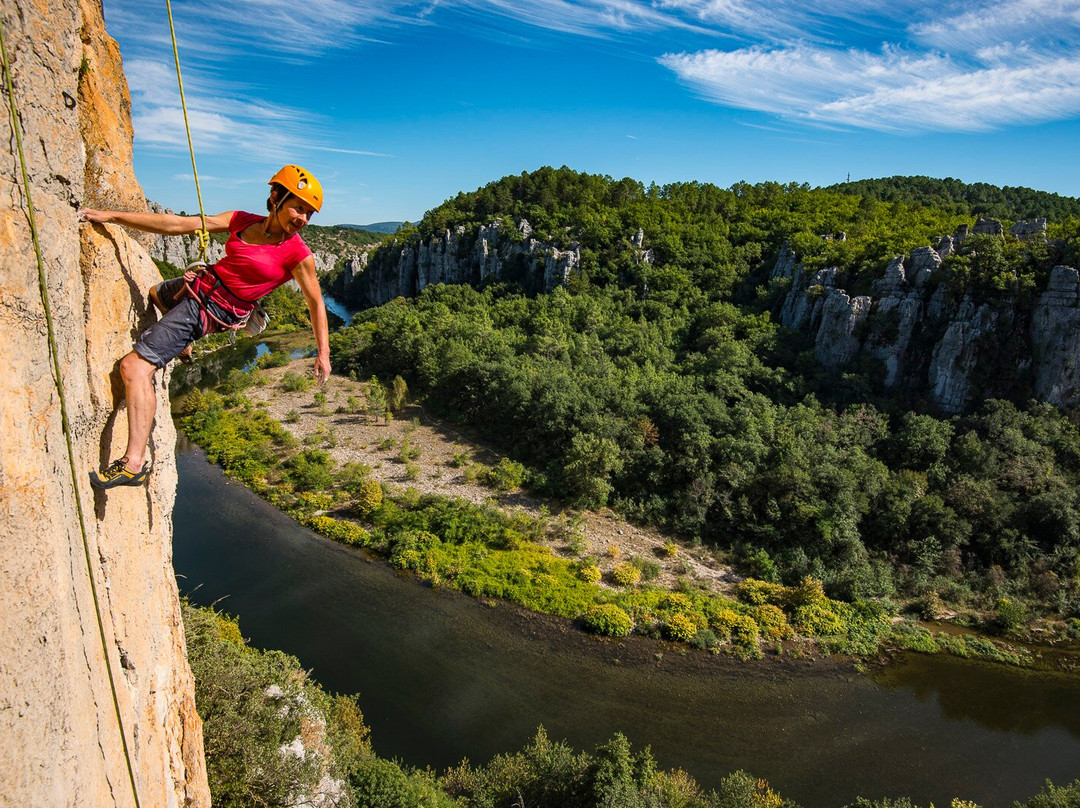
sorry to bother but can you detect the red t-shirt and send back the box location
[213,211,313,301]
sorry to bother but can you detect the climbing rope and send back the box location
[165,0,210,261]
[0,14,143,808]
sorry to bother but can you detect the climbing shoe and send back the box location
[89,458,151,489]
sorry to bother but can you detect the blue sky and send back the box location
[102,0,1080,226]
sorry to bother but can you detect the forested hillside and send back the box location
[332,167,1080,632]
[828,175,1080,223]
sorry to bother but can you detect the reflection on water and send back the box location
[875,652,1080,737]
[323,293,354,327]
[173,444,1080,808]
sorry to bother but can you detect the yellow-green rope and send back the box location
[0,14,143,808]
[165,0,210,260]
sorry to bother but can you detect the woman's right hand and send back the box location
[78,208,112,224]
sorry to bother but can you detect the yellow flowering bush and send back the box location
[354,478,383,517]
[753,604,794,641]
[789,575,827,607]
[664,612,704,643]
[659,592,694,612]
[731,614,760,648]
[612,561,642,587]
[736,578,787,607]
[305,515,371,546]
[709,607,740,639]
[578,563,602,584]
[299,491,335,511]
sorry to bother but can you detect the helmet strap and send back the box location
[263,193,288,243]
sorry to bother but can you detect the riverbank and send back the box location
[173,346,1049,670]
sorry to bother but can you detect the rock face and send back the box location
[0,2,210,806]
[337,219,581,307]
[772,224,1080,412]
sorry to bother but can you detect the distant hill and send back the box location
[826,176,1080,222]
[341,221,406,234]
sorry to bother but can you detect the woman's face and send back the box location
[278,196,317,234]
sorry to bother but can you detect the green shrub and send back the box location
[285,448,335,492]
[630,556,662,582]
[792,602,844,636]
[281,371,314,392]
[745,548,780,583]
[1015,778,1080,808]
[994,597,1028,633]
[219,369,252,395]
[689,627,720,651]
[484,457,528,491]
[389,530,440,572]
[581,603,633,637]
[397,438,421,462]
[659,592,695,613]
[256,349,291,369]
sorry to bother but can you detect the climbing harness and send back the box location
[165,0,210,262]
[180,262,270,337]
[0,13,143,808]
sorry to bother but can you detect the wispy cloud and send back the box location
[660,0,1080,132]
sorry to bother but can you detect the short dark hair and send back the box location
[266,183,294,212]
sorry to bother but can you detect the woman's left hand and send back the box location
[314,353,331,385]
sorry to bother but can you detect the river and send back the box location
[173,441,1080,808]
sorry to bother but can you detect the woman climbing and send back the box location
[81,164,331,489]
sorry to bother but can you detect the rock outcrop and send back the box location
[772,223,1080,412]
[337,219,581,308]
[0,1,210,805]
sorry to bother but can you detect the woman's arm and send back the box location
[291,256,331,384]
[78,208,235,235]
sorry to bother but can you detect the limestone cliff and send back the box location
[771,224,1080,413]
[336,219,581,307]
[0,1,210,805]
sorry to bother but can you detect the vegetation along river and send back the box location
[173,440,1080,808]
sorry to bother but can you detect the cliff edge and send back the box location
[0,1,209,805]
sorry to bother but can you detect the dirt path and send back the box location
[245,360,740,596]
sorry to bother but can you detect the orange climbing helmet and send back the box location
[269,164,323,212]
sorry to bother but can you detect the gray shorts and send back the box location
[133,277,237,367]
[133,295,204,368]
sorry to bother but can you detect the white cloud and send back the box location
[910,0,1080,52]
[661,42,1080,132]
[659,0,1080,132]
